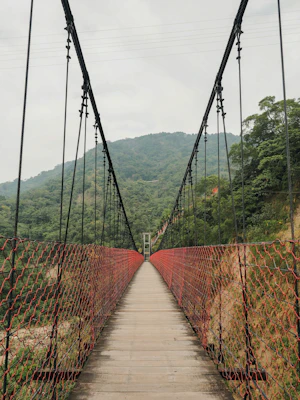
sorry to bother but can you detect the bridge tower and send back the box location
[142,232,151,260]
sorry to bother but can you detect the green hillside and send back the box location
[154,97,300,250]
[0,131,239,249]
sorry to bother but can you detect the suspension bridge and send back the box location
[1,0,299,399]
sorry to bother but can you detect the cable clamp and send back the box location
[65,22,74,35]
[235,23,243,37]
[82,80,90,93]
[215,81,223,97]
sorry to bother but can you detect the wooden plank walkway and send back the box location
[69,261,233,400]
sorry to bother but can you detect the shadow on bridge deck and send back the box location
[69,262,233,400]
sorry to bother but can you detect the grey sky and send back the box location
[0,0,299,183]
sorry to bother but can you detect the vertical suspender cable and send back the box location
[236,25,246,242]
[13,0,34,240]
[190,165,197,247]
[76,94,88,379]
[81,96,88,245]
[179,194,183,247]
[102,147,106,244]
[217,96,221,244]
[277,0,294,241]
[94,124,98,243]
[49,29,72,390]
[59,30,71,242]
[183,183,186,246]
[277,0,300,374]
[78,94,88,366]
[216,93,224,365]
[64,89,87,243]
[109,174,112,247]
[195,146,199,246]
[101,171,110,245]
[204,124,208,245]
[236,24,253,395]
[217,85,239,241]
[113,183,116,246]
[3,2,34,397]
[187,173,191,246]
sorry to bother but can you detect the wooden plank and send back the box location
[69,262,233,400]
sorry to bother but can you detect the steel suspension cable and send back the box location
[113,183,116,246]
[183,181,186,246]
[236,24,246,243]
[236,24,254,396]
[217,91,254,396]
[190,164,197,246]
[48,29,74,398]
[179,194,182,247]
[94,123,98,243]
[109,173,112,247]
[195,146,199,246]
[61,0,137,251]
[101,170,111,245]
[157,0,249,251]
[187,174,191,246]
[102,146,106,244]
[277,0,295,241]
[204,123,208,245]
[3,1,34,397]
[218,85,254,396]
[81,95,88,245]
[215,98,224,363]
[277,0,300,374]
[217,96,221,244]
[59,29,71,242]
[64,88,87,243]
[217,84,239,241]
[116,202,120,247]
[117,205,121,247]
[77,95,88,377]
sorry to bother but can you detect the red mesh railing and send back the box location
[151,242,300,399]
[0,236,143,399]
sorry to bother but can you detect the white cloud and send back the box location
[0,0,299,182]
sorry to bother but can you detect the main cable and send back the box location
[61,0,137,250]
[157,0,249,251]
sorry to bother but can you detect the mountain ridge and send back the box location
[0,131,239,248]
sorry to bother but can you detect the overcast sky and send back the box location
[0,0,299,183]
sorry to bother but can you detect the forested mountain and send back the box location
[2,96,298,251]
[154,97,300,250]
[0,131,239,250]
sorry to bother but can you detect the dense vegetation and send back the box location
[0,97,299,251]
[155,97,300,250]
[0,131,238,250]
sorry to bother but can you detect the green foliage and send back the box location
[157,97,300,248]
[0,132,239,249]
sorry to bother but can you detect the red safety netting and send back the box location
[151,242,300,399]
[0,236,143,399]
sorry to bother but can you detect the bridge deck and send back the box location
[69,262,233,400]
